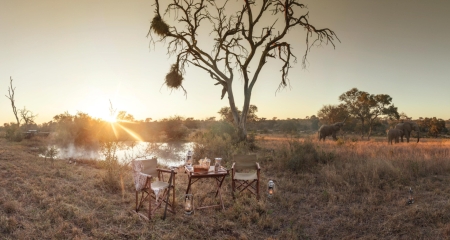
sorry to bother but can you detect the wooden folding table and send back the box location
[184,166,229,210]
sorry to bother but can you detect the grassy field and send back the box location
[1,135,450,239]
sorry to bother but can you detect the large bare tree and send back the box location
[148,0,339,140]
[5,77,20,126]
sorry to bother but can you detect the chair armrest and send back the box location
[157,168,177,174]
[157,168,176,182]
[231,162,236,178]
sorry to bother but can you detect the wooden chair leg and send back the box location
[135,191,138,211]
[256,179,260,200]
[232,178,236,199]
[234,180,260,199]
[172,176,176,208]
[148,190,152,219]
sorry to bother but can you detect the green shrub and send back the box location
[161,116,188,141]
[41,145,59,166]
[4,123,23,142]
[191,121,254,165]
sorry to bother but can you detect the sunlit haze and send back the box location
[2,0,450,124]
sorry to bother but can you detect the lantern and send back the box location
[214,158,222,172]
[407,187,414,205]
[186,150,193,165]
[268,179,275,197]
[184,194,194,215]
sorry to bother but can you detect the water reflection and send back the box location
[54,141,194,167]
[130,141,194,167]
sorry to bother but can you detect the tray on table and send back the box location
[188,166,226,174]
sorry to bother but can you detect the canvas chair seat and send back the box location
[231,154,261,199]
[132,158,176,220]
[234,172,258,181]
[151,181,169,191]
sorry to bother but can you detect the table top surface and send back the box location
[184,166,229,177]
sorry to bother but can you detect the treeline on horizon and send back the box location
[1,109,449,148]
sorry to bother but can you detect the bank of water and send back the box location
[52,141,194,167]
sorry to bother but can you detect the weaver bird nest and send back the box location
[165,64,184,89]
[151,15,169,37]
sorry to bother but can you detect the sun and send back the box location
[81,96,118,123]
[104,115,117,123]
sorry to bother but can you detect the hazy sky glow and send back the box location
[2,0,450,124]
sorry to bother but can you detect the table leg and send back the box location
[185,175,192,194]
[215,175,226,197]
[215,176,226,210]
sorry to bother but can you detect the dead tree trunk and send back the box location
[5,77,20,126]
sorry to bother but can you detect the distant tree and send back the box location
[310,115,319,131]
[399,112,411,122]
[19,106,38,128]
[148,0,339,141]
[279,120,298,134]
[218,105,258,124]
[5,77,20,126]
[53,111,73,123]
[116,111,135,122]
[339,88,398,139]
[52,111,102,147]
[317,104,348,124]
[161,116,188,140]
[184,117,199,129]
[418,117,447,138]
[73,112,97,146]
[145,118,153,122]
[218,107,236,123]
[365,95,399,138]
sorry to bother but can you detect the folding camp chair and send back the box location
[231,154,260,199]
[132,158,176,220]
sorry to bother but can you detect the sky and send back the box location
[1,0,450,124]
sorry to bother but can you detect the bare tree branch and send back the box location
[149,0,339,140]
[19,106,38,126]
[5,77,20,126]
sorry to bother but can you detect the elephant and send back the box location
[395,122,420,143]
[318,118,347,141]
[387,129,403,145]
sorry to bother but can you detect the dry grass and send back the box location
[1,135,450,239]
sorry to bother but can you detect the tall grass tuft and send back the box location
[276,138,335,172]
[100,141,122,191]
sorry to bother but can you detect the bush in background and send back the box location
[161,116,189,141]
[191,121,256,166]
[4,123,23,142]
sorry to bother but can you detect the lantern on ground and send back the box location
[407,187,414,205]
[268,179,275,197]
[184,194,194,215]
